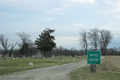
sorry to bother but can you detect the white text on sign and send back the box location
[90,54,98,57]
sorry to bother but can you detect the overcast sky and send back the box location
[0,0,120,50]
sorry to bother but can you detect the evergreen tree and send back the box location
[35,28,56,57]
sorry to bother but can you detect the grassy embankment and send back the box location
[0,56,87,76]
[69,56,120,80]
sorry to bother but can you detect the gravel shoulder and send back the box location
[0,60,87,80]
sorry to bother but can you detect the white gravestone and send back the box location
[13,58,15,60]
[38,52,44,58]
[11,54,13,58]
[0,54,2,59]
[32,55,35,58]
[52,56,53,59]
[75,55,78,57]
[5,54,9,58]
[29,62,33,67]
[24,57,26,59]
[52,54,55,58]
[73,58,75,60]
[35,54,38,59]
[22,56,26,58]
[43,57,45,59]
[62,55,65,57]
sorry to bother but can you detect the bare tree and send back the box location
[9,41,18,57]
[0,35,10,56]
[99,30,113,55]
[16,32,31,44]
[88,28,99,50]
[79,29,88,55]
[16,32,31,56]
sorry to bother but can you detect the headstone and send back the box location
[59,57,61,60]
[75,55,78,57]
[42,54,44,58]
[38,52,41,58]
[35,54,38,59]
[29,62,33,67]
[24,56,26,59]
[63,60,65,62]
[79,56,81,58]
[5,54,9,58]
[43,57,45,59]
[32,55,35,58]
[11,54,13,58]
[14,55,17,58]
[37,52,44,58]
[7,59,9,61]
[52,54,55,58]
[0,54,2,59]
[62,55,65,57]
[13,58,15,60]
[52,56,53,59]
[22,56,25,58]
[73,58,75,60]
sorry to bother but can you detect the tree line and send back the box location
[79,28,113,55]
[0,28,114,57]
[0,28,56,57]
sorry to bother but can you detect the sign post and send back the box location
[87,51,101,73]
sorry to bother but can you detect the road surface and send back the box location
[0,60,88,80]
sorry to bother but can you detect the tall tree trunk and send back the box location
[85,49,87,55]
[101,48,104,55]
[5,50,8,56]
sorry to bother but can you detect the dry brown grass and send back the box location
[106,56,120,71]
[69,57,120,80]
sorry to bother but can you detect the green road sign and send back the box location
[87,51,101,64]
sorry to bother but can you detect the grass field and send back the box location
[0,56,87,76]
[69,56,120,80]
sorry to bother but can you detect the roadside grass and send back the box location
[106,56,120,71]
[0,56,86,76]
[69,56,120,80]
